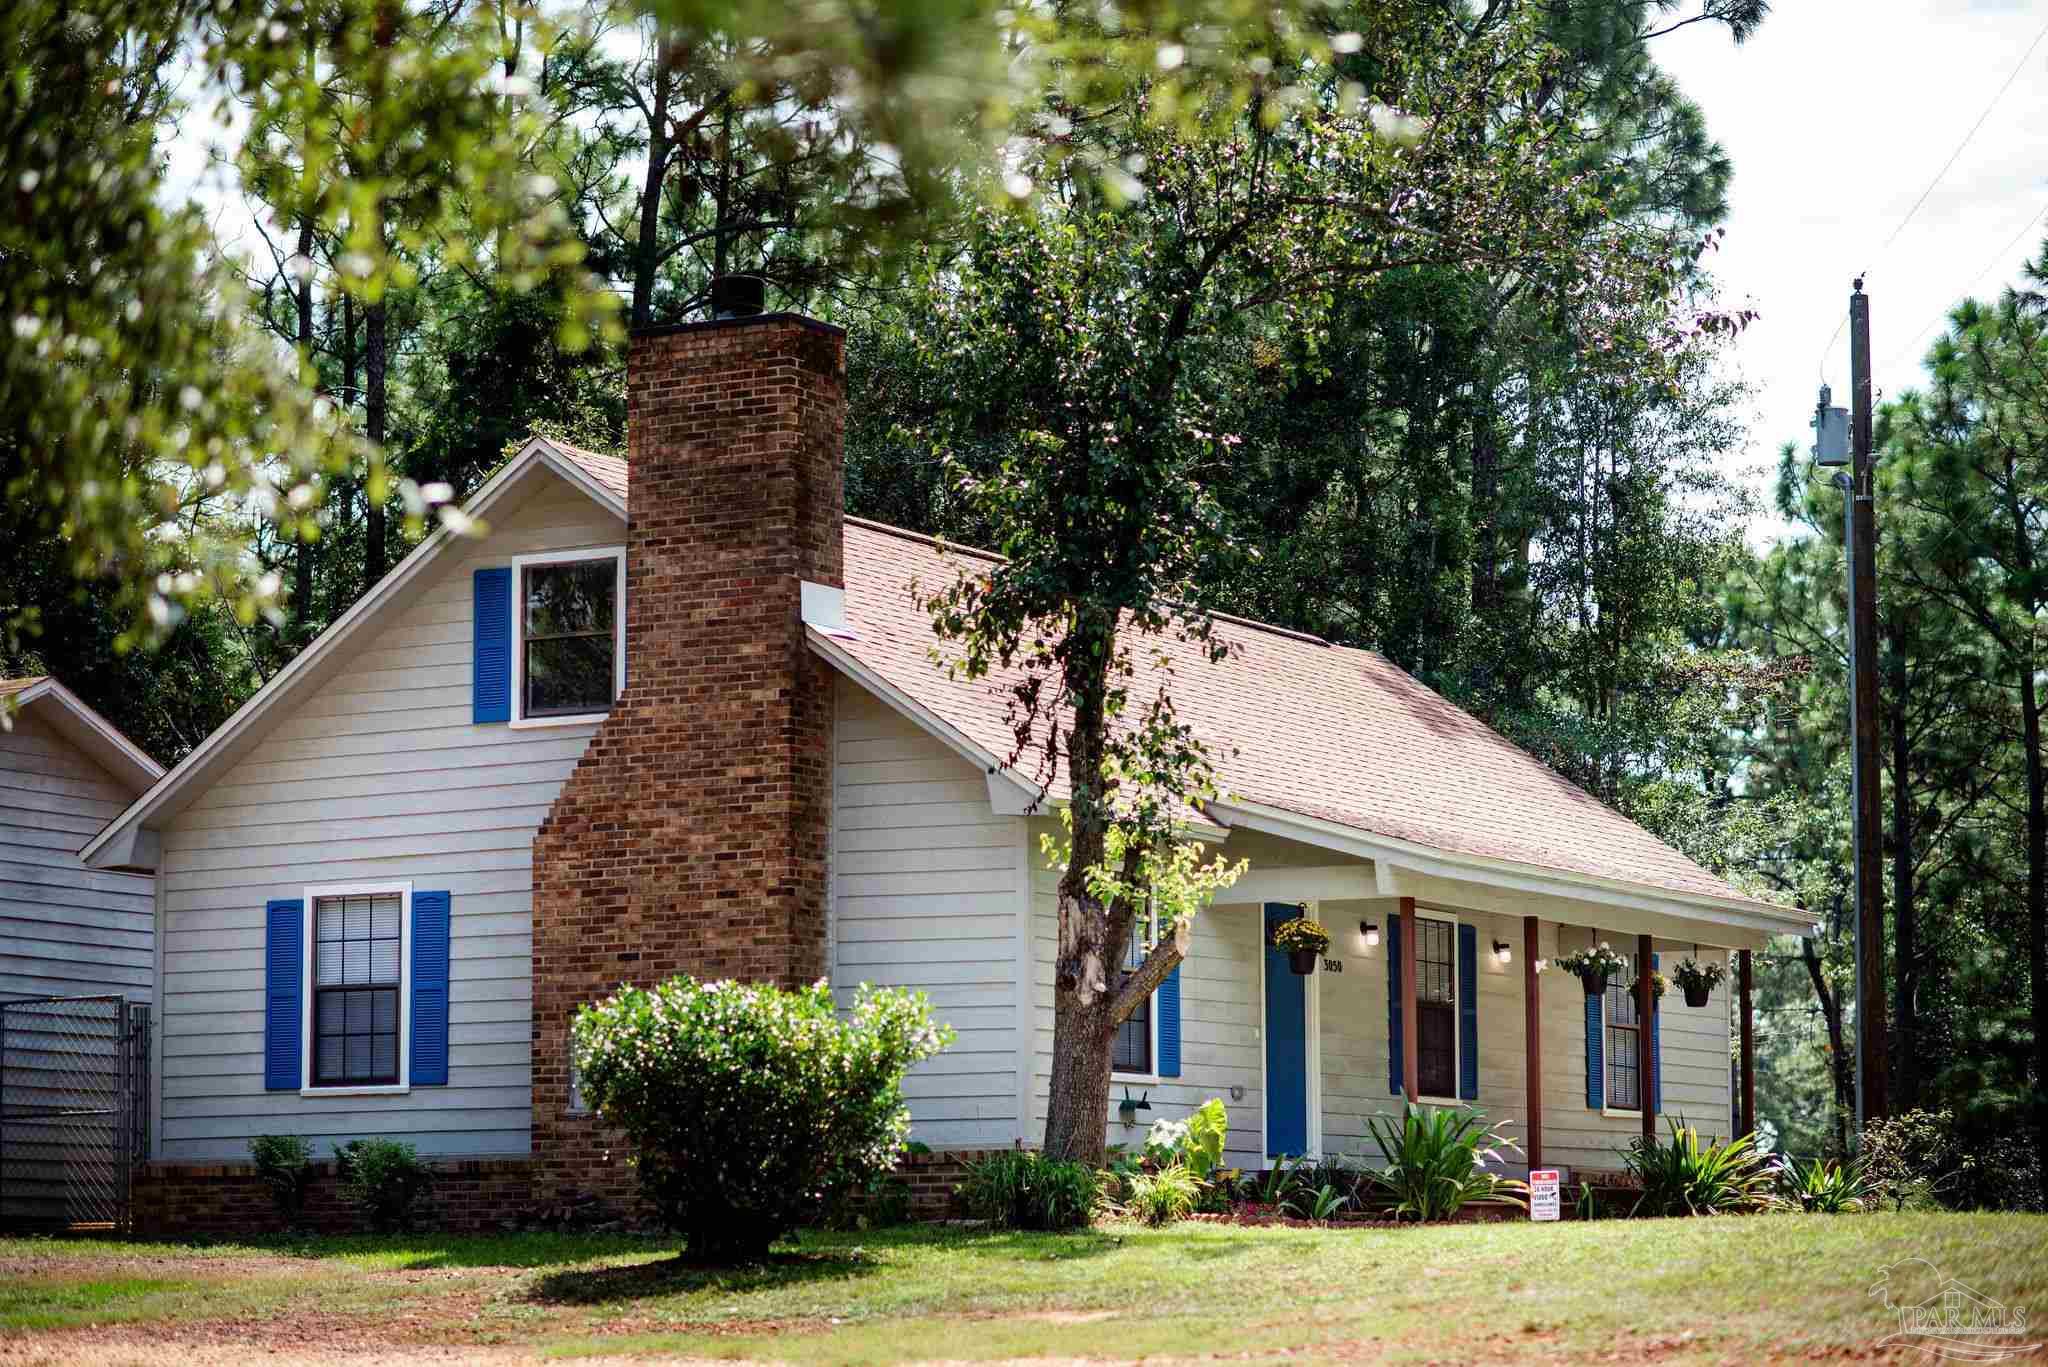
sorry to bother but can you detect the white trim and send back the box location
[7,677,165,795]
[1599,945,1647,1114]
[300,879,413,1095]
[1111,902,1161,1083]
[1205,797,1813,938]
[1012,816,1035,1145]
[80,439,625,868]
[509,546,627,727]
[1602,1107,1645,1120]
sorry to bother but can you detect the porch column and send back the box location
[1523,915,1542,1168]
[1638,933,1656,1141]
[1400,896,1418,1104]
[1739,948,1756,1139]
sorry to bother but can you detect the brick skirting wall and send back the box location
[132,1158,535,1238]
[896,1147,1008,1220]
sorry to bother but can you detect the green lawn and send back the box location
[0,1214,2043,1363]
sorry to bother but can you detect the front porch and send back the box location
[1100,817,1792,1178]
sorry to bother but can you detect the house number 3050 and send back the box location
[1322,958,1343,973]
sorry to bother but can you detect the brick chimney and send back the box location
[529,307,845,1205]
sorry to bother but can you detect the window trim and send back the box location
[300,880,412,1098]
[1411,907,1462,1106]
[508,546,626,729]
[1112,905,1160,1084]
[1602,948,1643,1117]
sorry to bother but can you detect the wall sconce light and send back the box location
[1360,921,1380,948]
[1118,1087,1151,1127]
[1493,940,1512,966]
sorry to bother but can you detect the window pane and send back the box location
[525,634,615,716]
[372,988,398,1034]
[370,939,401,983]
[372,1036,397,1079]
[316,902,343,942]
[317,993,341,1034]
[315,938,341,987]
[345,1035,371,1079]
[1418,1001,1456,1096]
[1113,988,1151,1073]
[344,896,371,941]
[317,1036,343,1081]
[343,939,371,985]
[525,561,615,637]
[1417,919,1455,1004]
[371,895,400,939]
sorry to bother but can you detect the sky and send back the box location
[1655,0,2048,541]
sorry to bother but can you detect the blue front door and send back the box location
[1264,903,1309,1156]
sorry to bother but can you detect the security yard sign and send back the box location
[1529,1169,1561,1221]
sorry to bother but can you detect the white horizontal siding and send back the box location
[831,677,1023,1148]
[154,471,622,1161]
[0,709,154,1002]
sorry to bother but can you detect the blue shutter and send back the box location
[473,568,512,724]
[264,899,303,1091]
[1157,964,1182,1078]
[1386,916,1403,1095]
[1457,923,1479,1101]
[1584,988,1604,1110]
[411,891,452,1086]
[1649,952,1662,1115]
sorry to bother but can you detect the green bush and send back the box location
[333,1138,434,1233]
[1782,1154,1876,1213]
[1858,1109,1954,1211]
[1622,1119,1778,1217]
[958,1150,1097,1231]
[1363,1104,1525,1222]
[248,1134,315,1229]
[572,977,952,1260]
[1142,1098,1228,1180]
[1121,1162,1201,1225]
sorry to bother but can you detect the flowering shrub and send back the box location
[571,977,953,1260]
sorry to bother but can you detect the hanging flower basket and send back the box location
[1554,943,1626,998]
[1272,916,1330,975]
[1674,957,1726,1009]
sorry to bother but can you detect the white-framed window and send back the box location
[510,546,626,727]
[1112,907,1158,1081]
[303,880,412,1096]
[1604,949,1643,1115]
[1413,909,1460,1103]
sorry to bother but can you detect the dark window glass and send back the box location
[313,893,402,1087]
[523,559,617,717]
[1606,957,1641,1110]
[1113,915,1152,1074]
[1415,917,1456,1097]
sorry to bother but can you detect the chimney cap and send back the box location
[711,274,767,320]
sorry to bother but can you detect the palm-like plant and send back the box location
[1783,1154,1878,1213]
[1362,1104,1527,1222]
[1623,1118,1781,1216]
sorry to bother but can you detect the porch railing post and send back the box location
[1523,915,1542,1169]
[1638,933,1656,1142]
[1400,897,1418,1105]
[1739,948,1756,1139]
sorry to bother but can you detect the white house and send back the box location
[78,298,1811,1230]
[1,676,161,1004]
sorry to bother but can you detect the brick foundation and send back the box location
[530,312,847,1209]
[896,1148,1010,1220]
[131,1158,535,1238]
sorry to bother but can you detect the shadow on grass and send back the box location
[274,1231,677,1271]
[524,1249,878,1307]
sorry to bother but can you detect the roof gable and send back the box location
[0,676,163,795]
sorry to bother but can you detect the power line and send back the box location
[1876,14,2048,257]
[1812,12,2048,379]
[1881,198,2048,375]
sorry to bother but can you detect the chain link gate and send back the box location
[0,995,151,1232]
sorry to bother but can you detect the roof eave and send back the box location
[79,440,622,869]
[10,677,164,794]
[1205,796,1815,941]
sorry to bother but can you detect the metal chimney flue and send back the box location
[711,274,767,320]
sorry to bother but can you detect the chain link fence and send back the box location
[0,995,150,1232]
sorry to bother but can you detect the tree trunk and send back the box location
[1470,395,1499,621]
[292,218,317,632]
[630,44,671,329]
[364,294,388,590]
[2021,649,2047,1184]
[1889,611,1918,1110]
[1802,935,1852,1156]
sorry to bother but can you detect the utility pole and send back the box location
[1847,279,1889,1132]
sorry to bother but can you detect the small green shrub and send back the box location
[1782,1155,1876,1213]
[1142,1098,1228,1179]
[248,1134,316,1229]
[1363,1104,1525,1222]
[572,977,953,1260]
[1858,1109,1954,1211]
[1623,1119,1778,1217]
[333,1138,433,1233]
[1122,1162,1202,1225]
[958,1151,1097,1231]
[1299,1181,1350,1223]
